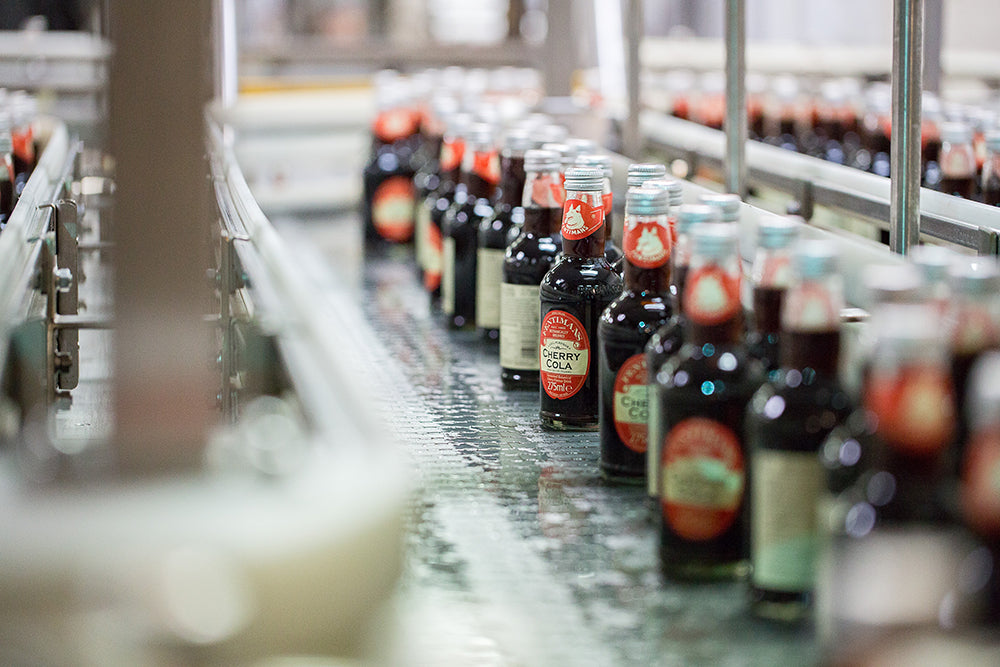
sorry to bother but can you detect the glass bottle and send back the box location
[981,130,1000,207]
[0,111,15,229]
[656,223,763,580]
[422,112,471,298]
[938,121,977,200]
[442,123,498,330]
[361,80,420,249]
[746,240,853,622]
[539,167,623,430]
[10,90,36,197]
[815,303,964,659]
[598,186,675,480]
[413,96,457,284]
[947,258,1000,473]
[500,149,563,390]
[576,154,624,273]
[476,129,532,340]
[960,352,1000,623]
[645,204,721,506]
[698,192,742,225]
[747,216,800,377]
[625,162,668,243]
[910,244,956,318]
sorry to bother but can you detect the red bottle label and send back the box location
[623,221,671,269]
[613,354,649,452]
[531,174,564,208]
[540,310,590,400]
[373,109,418,143]
[372,176,415,242]
[661,417,745,541]
[561,198,604,240]
[473,150,501,185]
[440,138,465,173]
[683,264,741,326]
[602,192,613,216]
[865,366,955,455]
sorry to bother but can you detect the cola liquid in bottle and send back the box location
[656,223,763,580]
[500,149,563,390]
[413,96,457,284]
[645,204,721,507]
[442,123,498,330]
[539,167,623,430]
[747,216,800,377]
[599,186,675,480]
[477,129,531,340]
[938,122,977,200]
[982,130,1000,207]
[746,240,852,622]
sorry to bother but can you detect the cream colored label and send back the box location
[442,237,456,315]
[500,282,541,370]
[475,248,505,329]
[751,450,824,591]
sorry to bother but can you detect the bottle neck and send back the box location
[497,153,526,208]
[682,255,743,344]
[623,212,671,293]
[560,189,606,258]
[439,136,465,184]
[625,263,671,293]
[461,148,499,201]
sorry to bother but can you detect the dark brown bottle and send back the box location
[421,113,470,297]
[656,223,763,580]
[645,204,720,505]
[413,96,456,285]
[500,149,563,390]
[960,352,1000,624]
[442,124,498,330]
[539,167,623,430]
[0,117,14,229]
[938,122,977,200]
[361,81,420,250]
[815,303,962,658]
[747,216,799,377]
[477,129,531,340]
[947,258,1000,474]
[746,240,852,622]
[599,186,675,480]
[982,130,1000,207]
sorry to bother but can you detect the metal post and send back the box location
[215,0,239,108]
[622,0,643,159]
[890,0,924,255]
[923,0,942,94]
[110,1,215,473]
[724,0,746,198]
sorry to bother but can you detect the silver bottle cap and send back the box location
[692,222,739,260]
[626,186,669,217]
[793,239,838,280]
[699,193,742,223]
[524,149,561,173]
[675,203,721,235]
[626,163,667,188]
[757,215,800,249]
[949,257,1000,296]
[563,166,604,192]
[575,153,613,178]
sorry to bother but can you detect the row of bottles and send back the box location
[359,72,1000,657]
[0,89,38,229]
[651,70,1000,205]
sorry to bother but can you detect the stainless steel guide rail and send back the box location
[642,111,1000,256]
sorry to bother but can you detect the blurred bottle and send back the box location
[539,167,622,430]
[442,123,498,329]
[645,204,721,509]
[476,129,531,340]
[981,130,1000,207]
[961,352,1000,624]
[0,110,14,229]
[413,96,457,282]
[656,223,762,580]
[598,186,674,480]
[910,244,956,319]
[816,302,965,660]
[421,112,470,298]
[698,192,742,225]
[938,122,977,200]
[500,149,563,390]
[10,90,36,197]
[746,240,852,622]
[947,258,1000,473]
[747,216,800,377]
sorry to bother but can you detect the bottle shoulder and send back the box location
[600,292,674,332]
[657,343,764,390]
[540,257,623,298]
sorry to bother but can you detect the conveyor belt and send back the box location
[279,214,817,666]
